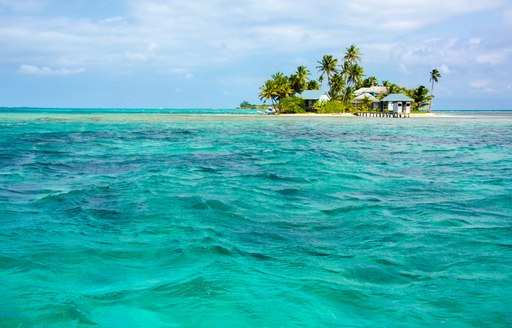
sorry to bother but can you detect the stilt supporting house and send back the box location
[355,112,410,118]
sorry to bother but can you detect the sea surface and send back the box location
[0,109,511,327]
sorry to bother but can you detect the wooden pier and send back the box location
[355,112,410,118]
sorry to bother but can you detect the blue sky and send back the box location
[1,0,511,109]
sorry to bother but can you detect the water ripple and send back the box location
[0,114,511,326]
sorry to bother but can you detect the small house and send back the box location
[381,94,414,114]
[352,93,380,110]
[354,86,387,98]
[300,90,330,112]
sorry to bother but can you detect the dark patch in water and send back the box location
[277,188,302,196]
[198,166,218,173]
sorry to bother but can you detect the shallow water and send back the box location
[1,111,511,327]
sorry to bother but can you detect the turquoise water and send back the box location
[0,107,261,115]
[0,111,511,327]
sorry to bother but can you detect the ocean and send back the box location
[0,109,511,327]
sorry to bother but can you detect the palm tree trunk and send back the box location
[428,81,434,113]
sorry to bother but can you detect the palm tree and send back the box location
[293,65,310,94]
[328,73,345,100]
[362,76,379,88]
[343,44,362,64]
[259,72,293,110]
[340,63,364,101]
[428,68,441,113]
[307,80,320,90]
[341,86,354,104]
[271,72,293,103]
[259,80,276,107]
[406,85,432,112]
[346,63,364,88]
[387,83,403,95]
[289,74,299,95]
[340,60,351,80]
[360,95,373,112]
[316,55,338,83]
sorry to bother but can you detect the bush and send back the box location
[344,102,356,113]
[280,96,306,114]
[315,100,354,113]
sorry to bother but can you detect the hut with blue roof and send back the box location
[381,94,414,114]
[300,90,330,112]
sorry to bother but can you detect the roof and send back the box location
[381,94,414,102]
[300,90,329,100]
[354,86,387,96]
[352,93,379,102]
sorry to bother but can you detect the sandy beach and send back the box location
[0,111,454,124]
[276,112,452,117]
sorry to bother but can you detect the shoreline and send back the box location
[276,112,452,117]
[0,112,457,122]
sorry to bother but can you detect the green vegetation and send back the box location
[259,72,293,109]
[406,86,432,112]
[306,80,320,90]
[258,45,440,114]
[239,101,267,110]
[280,96,306,114]
[289,66,310,95]
[317,55,338,83]
[359,96,373,112]
[362,76,378,87]
[428,68,442,112]
[315,100,354,113]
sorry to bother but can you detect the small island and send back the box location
[256,45,441,116]
[237,101,269,110]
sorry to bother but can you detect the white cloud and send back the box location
[343,0,505,31]
[439,64,452,74]
[504,10,512,25]
[184,72,194,80]
[1,0,510,73]
[0,0,46,13]
[147,42,159,52]
[476,49,512,65]
[470,79,495,92]
[99,16,127,26]
[172,68,194,80]
[394,37,511,70]
[469,38,482,45]
[18,64,85,76]
[2,0,512,108]
[124,42,160,62]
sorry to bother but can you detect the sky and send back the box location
[1,0,511,109]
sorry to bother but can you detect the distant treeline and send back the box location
[238,101,268,110]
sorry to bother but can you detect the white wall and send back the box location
[405,102,411,113]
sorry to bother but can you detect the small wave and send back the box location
[321,203,384,216]
[343,264,411,285]
[336,172,366,180]
[177,195,232,212]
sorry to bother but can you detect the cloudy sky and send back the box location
[1,0,511,109]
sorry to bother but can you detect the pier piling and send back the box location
[355,112,410,118]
